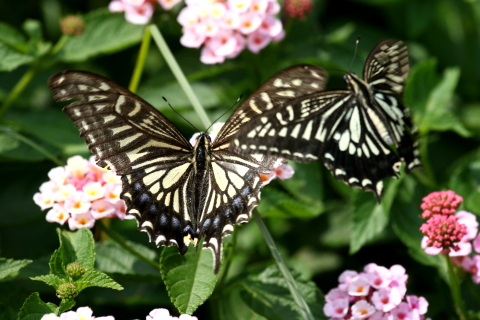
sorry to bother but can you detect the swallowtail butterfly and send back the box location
[232,39,421,202]
[48,66,326,272]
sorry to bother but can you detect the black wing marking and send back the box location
[49,70,197,258]
[232,39,421,202]
[232,91,401,200]
[214,64,326,147]
[198,152,263,272]
[364,39,421,174]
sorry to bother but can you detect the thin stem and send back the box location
[0,64,38,120]
[129,27,151,93]
[253,209,314,320]
[445,255,467,320]
[149,24,211,129]
[214,226,238,292]
[97,220,160,270]
[0,125,64,166]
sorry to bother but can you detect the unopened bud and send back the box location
[60,15,85,36]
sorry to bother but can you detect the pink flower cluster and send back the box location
[33,156,127,231]
[189,123,294,186]
[420,214,467,253]
[41,307,198,320]
[177,0,284,64]
[323,263,430,320]
[420,190,463,219]
[109,0,182,25]
[419,190,474,255]
[420,190,480,284]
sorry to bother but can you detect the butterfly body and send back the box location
[49,65,327,272]
[233,39,421,202]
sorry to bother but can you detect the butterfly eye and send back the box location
[206,135,212,142]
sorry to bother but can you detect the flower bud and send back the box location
[60,15,85,36]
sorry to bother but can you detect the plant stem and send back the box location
[97,220,160,270]
[149,24,211,129]
[0,125,64,166]
[445,255,468,320]
[129,27,151,93]
[0,64,38,120]
[253,209,314,320]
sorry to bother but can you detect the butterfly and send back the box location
[48,65,326,272]
[232,39,421,202]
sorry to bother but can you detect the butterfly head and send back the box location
[344,73,371,101]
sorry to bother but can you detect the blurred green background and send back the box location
[1,0,480,319]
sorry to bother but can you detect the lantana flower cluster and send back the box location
[177,0,284,64]
[323,263,429,320]
[420,190,480,283]
[189,123,294,186]
[41,307,198,320]
[33,156,127,231]
[109,0,182,25]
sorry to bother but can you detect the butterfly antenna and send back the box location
[205,95,243,133]
[162,97,200,132]
[348,36,361,73]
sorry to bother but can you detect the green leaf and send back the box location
[58,300,76,315]
[17,293,57,320]
[450,158,480,213]
[58,9,144,62]
[257,188,321,218]
[160,245,219,315]
[350,178,399,253]
[422,67,469,136]
[214,285,267,320]
[95,240,159,277]
[0,43,33,71]
[0,258,32,281]
[0,21,27,50]
[240,265,326,320]
[50,228,96,277]
[0,133,20,153]
[406,60,469,137]
[278,162,324,210]
[30,274,64,289]
[75,270,123,291]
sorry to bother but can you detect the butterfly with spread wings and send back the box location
[48,65,326,272]
[232,39,421,202]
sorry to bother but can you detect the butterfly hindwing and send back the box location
[233,39,420,202]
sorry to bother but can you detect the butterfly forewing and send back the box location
[214,64,326,146]
[233,39,421,202]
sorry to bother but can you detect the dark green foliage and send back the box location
[2,0,480,319]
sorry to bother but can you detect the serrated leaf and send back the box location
[58,9,144,62]
[17,293,57,320]
[240,265,326,320]
[350,178,399,253]
[160,245,219,315]
[0,258,32,280]
[95,240,159,277]
[75,270,123,291]
[30,274,65,288]
[50,228,95,276]
[57,300,76,315]
[257,188,321,218]
[0,43,33,71]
